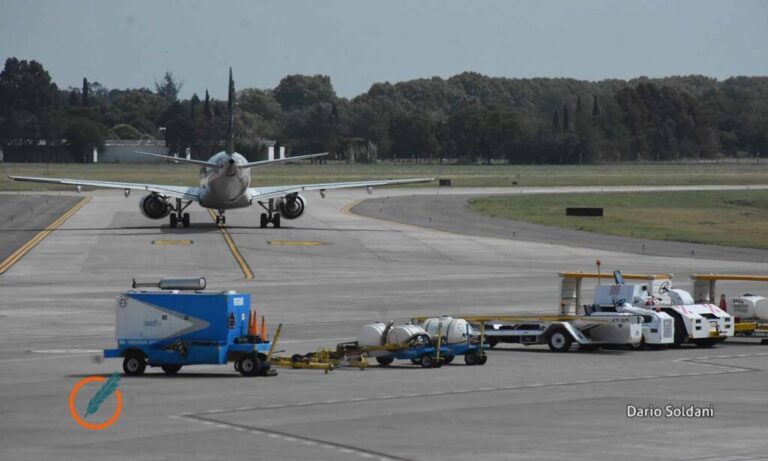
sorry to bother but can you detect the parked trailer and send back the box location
[690,274,768,342]
[459,314,643,352]
[103,278,275,377]
[356,321,487,367]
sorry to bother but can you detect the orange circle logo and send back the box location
[69,376,123,430]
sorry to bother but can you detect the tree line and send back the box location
[0,57,766,163]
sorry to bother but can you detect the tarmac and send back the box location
[1,186,768,460]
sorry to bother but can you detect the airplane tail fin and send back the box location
[226,68,235,155]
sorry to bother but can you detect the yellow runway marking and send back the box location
[152,239,194,245]
[207,209,254,280]
[0,196,92,276]
[268,240,329,246]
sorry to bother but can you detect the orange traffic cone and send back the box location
[261,316,267,341]
[248,310,258,336]
[719,293,727,312]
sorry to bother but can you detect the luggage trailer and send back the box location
[459,314,643,352]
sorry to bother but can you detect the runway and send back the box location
[2,187,768,460]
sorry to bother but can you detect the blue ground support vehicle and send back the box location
[103,278,275,377]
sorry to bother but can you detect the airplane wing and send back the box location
[8,175,201,201]
[248,176,435,201]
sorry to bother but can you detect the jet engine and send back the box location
[139,193,171,219]
[277,194,306,220]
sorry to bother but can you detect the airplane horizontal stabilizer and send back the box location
[134,151,222,168]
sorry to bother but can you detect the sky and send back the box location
[1,0,766,99]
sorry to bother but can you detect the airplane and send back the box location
[9,69,435,228]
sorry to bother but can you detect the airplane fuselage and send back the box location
[198,152,252,209]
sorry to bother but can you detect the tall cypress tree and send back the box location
[82,78,89,107]
[203,90,212,120]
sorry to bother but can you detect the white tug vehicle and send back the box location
[561,270,733,348]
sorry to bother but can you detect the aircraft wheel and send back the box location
[182,213,190,228]
[170,214,178,228]
[260,213,268,228]
[273,214,281,228]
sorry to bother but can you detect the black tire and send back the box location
[547,328,573,352]
[442,355,454,364]
[375,356,394,367]
[123,352,146,376]
[260,213,268,228]
[161,364,182,375]
[273,214,281,228]
[487,337,499,348]
[420,354,434,368]
[666,310,687,348]
[238,354,261,377]
[478,354,488,365]
[694,339,716,348]
[464,351,479,365]
[169,214,178,229]
[182,213,190,228]
[234,360,241,372]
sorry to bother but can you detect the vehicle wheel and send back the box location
[442,355,454,364]
[375,356,394,367]
[464,351,479,365]
[123,352,146,376]
[238,354,261,377]
[169,214,178,229]
[694,339,716,348]
[487,337,499,348]
[182,213,190,228]
[669,312,687,348]
[273,214,281,228]
[260,213,268,228]
[420,354,434,368]
[478,354,488,365]
[161,364,182,375]
[234,360,241,372]
[547,328,573,352]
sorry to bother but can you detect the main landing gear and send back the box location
[169,198,191,229]
[258,199,281,228]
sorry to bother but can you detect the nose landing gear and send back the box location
[215,210,226,225]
